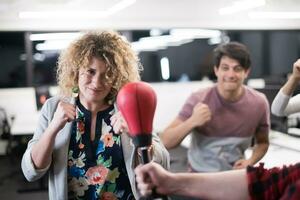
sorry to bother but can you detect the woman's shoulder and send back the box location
[44,96,61,107]
[41,96,69,112]
[46,96,60,103]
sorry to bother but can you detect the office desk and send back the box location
[7,112,47,193]
[0,87,38,135]
[180,130,300,169]
[0,87,38,154]
[6,112,39,158]
[258,130,300,168]
[10,112,39,136]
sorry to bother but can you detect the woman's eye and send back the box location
[86,69,95,75]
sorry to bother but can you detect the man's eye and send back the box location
[235,67,243,72]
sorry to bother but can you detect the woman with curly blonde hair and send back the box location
[21,30,170,200]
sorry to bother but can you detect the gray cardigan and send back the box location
[21,97,170,200]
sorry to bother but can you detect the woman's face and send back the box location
[78,57,112,107]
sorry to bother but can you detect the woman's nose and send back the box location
[91,75,104,87]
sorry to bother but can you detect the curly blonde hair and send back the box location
[56,30,142,103]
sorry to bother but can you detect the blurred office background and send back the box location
[1,0,300,199]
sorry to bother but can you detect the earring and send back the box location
[72,86,79,94]
[108,99,113,105]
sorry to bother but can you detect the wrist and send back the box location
[187,117,200,129]
[48,121,63,137]
[170,173,189,196]
[247,157,257,166]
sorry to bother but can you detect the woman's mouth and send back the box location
[89,87,102,93]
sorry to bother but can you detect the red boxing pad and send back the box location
[117,82,156,139]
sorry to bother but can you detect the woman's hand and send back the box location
[110,111,129,134]
[50,101,76,133]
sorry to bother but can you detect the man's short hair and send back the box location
[213,41,251,70]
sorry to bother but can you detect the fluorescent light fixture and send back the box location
[131,37,168,52]
[30,32,81,41]
[139,35,192,46]
[33,53,46,61]
[170,29,221,38]
[247,79,265,89]
[132,29,222,52]
[19,0,136,19]
[219,0,265,15]
[131,42,167,52]
[160,57,170,80]
[150,29,164,36]
[249,11,300,19]
[36,40,73,51]
[19,52,46,61]
[20,11,106,18]
[208,37,222,45]
[131,35,193,52]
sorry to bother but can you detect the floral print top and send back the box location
[67,100,133,200]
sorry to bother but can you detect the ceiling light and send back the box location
[30,32,81,41]
[36,40,73,51]
[160,57,170,80]
[150,29,164,36]
[132,29,222,52]
[170,29,221,38]
[219,0,265,15]
[19,0,136,19]
[249,11,300,19]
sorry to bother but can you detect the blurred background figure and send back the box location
[160,42,270,172]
